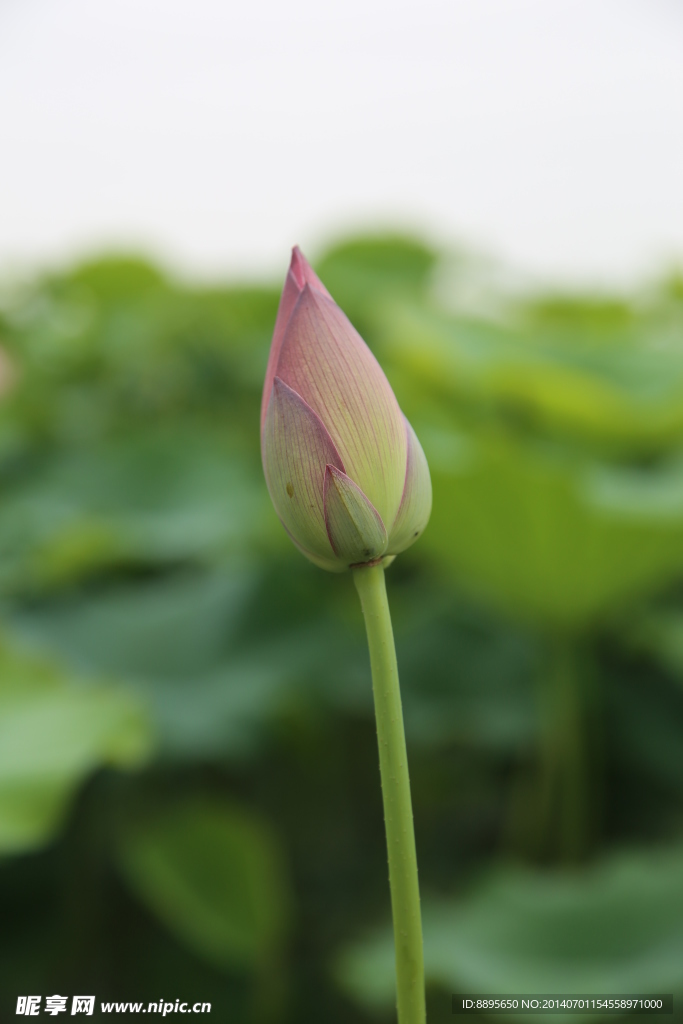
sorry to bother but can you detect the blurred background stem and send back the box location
[536,634,597,862]
[538,635,585,860]
[353,563,426,1024]
[505,632,599,864]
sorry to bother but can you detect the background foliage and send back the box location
[1,234,683,1021]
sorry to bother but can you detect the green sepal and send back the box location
[323,466,388,566]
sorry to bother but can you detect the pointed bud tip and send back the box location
[288,246,332,300]
[290,246,307,289]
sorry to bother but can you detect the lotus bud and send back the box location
[261,247,431,572]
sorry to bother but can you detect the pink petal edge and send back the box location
[261,248,332,430]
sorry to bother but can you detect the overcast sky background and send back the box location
[1,0,683,287]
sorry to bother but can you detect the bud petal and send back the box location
[261,248,432,572]
[263,377,344,561]
[260,247,332,430]
[276,286,407,528]
[387,417,433,555]
[281,522,346,574]
[323,465,388,565]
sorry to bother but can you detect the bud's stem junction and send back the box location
[353,563,426,1024]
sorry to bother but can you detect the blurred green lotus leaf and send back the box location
[369,292,683,624]
[118,798,291,970]
[380,302,683,453]
[0,638,152,854]
[421,429,683,625]
[0,427,268,593]
[315,234,438,322]
[9,569,302,758]
[336,847,683,1017]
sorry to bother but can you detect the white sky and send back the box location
[1,0,683,287]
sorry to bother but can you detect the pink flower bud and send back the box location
[262,247,431,571]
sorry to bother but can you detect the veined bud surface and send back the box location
[261,247,431,572]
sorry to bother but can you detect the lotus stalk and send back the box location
[261,247,432,1024]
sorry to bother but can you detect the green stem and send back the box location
[353,563,426,1024]
[534,634,593,863]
